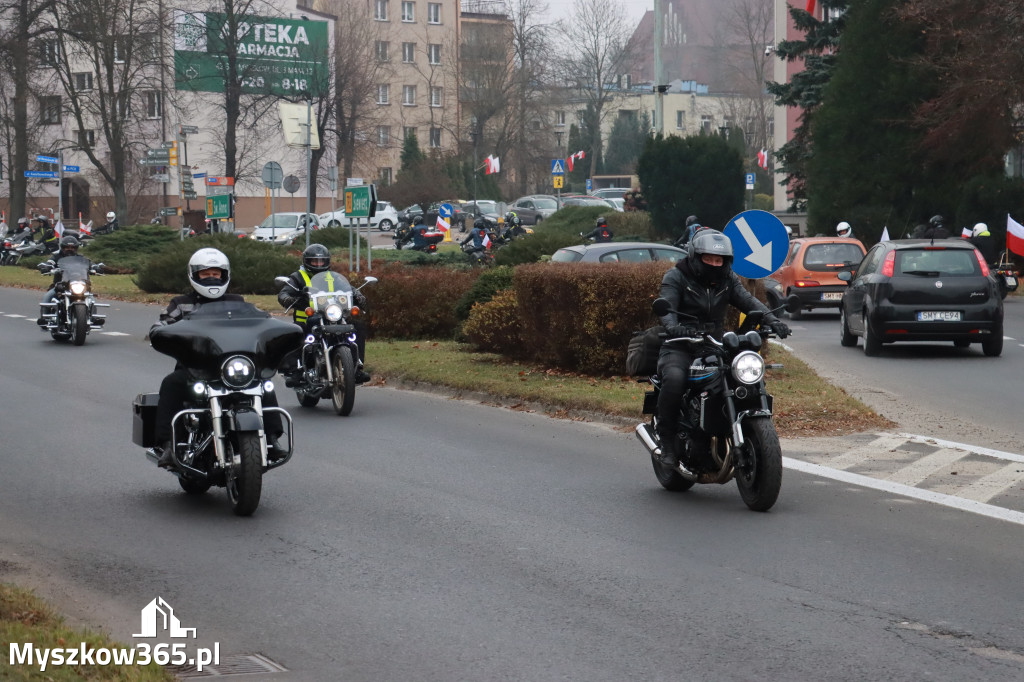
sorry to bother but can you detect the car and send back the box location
[319,200,399,232]
[560,195,618,209]
[592,187,630,201]
[398,201,467,231]
[769,237,867,318]
[249,212,321,245]
[511,195,560,224]
[837,239,1003,356]
[551,241,687,264]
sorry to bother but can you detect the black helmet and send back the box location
[302,243,331,274]
[596,216,608,228]
[474,217,487,230]
[929,214,945,227]
[412,215,424,226]
[685,215,700,228]
[59,235,80,255]
[505,211,521,227]
[687,229,734,284]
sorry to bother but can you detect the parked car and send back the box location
[510,195,560,224]
[318,200,399,232]
[560,195,618,209]
[460,200,506,225]
[592,187,630,201]
[551,242,686,264]
[837,239,1003,356]
[249,212,321,245]
[769,237,867,318]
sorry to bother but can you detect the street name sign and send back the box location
[344,185,376,218]
[36,155,59,164]
[25,170,57,178]
[63,165,79,173]
[206,194,232,220]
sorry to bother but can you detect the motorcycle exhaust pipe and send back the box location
[635,423,661,456]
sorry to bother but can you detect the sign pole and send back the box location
[305,96,312,249]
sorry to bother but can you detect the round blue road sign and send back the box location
[722,210,790,279]
[439,203,453,219]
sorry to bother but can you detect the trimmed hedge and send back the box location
[454,265,515,321]
[362,261,479,339]
[462,289,524,354]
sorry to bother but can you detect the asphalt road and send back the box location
[2,287,1024,681]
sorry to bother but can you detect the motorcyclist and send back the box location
[461,218,490,255]
[912,215,950,239]
[411,215,429,250]
[655,229,791,468]
[674,215,702,247]
[277,244,371,384]
[34,215,59,253]
[968,222,998,266]
[36,235,87,326]
[149,248,283,468]
[98,211,118,235]
[583,216,613,243]
[835,221,854,239]
[501,211,528,242]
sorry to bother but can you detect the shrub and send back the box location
[454,265,514,321]
[308,227,369,250]
[363,261,478,339]
[462,289,524,354]
[74,224,180,273]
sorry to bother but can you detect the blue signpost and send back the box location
[439,203,453,219]
[722,209,790,279]
[24,170,57,178]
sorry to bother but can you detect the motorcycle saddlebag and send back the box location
[626,326,665,377]
[132,393,160,448]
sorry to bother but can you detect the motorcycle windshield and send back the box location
[307,270,353,294]
[150,300,303,374]
[58,255,92,282]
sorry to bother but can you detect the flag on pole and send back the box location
[880,226,890,242]
[436,215,450,232]
[757,149,769,170]
[567,150,586,172]
[54,220,65,237]
[961,226,972,239]
[1007,214,1024,257]
[482,232,492,248]
[484,155,501,174]
[78,212,92,236]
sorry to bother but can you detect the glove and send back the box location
[667,324,699,338]
[770,321,791,339]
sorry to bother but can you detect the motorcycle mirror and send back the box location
[363,276,378,285]
[784,294,803,313]
[651,298,672,317]
[274,276,291,287]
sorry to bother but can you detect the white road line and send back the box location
[5,314,26,318]
[886,448,968,486]
[784,457,1024,527]
[959,462,1024,503]
[100,331,129,336]
[828,433,908,470]
[898,433,1024,464]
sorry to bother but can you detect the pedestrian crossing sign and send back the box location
[551,159,565,175]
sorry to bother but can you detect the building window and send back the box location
[145,91,162,119]
[377,125,391,146]
[427,3,441,23]
[402,85,416,106]
[377,84,390,104]
[403,126,417,142]
[676,110,685,129]
[375,40,389,62]
[40,39,60,66]
[401,1,414,22]
[700,115,712,133]
[402,42,415,63]
[427,43,441,65]
[554,110,566,126]
[379,167,393,186]
[40,96,61,124]
[73,72,93,91]
[429,126,441,148]
[430,86,442,107]
[76,129,95,148]
[374,0,388,21]
[113,37,128,64]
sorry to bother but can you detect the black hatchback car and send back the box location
[838,239,1003,356]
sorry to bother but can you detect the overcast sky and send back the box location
[545,0,650,27]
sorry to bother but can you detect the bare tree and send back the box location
[722,0,774,155]
[556,0,636,178]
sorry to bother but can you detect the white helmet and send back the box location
[187,248,230,299]
[972,222,988,238]
[836,221,852,238]
[106,211,116,221]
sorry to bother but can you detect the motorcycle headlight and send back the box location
[325,303,344,322]
[192,381,207,396]
[221,355,256,389]
[731,350,765,385]
[69,280,87,295]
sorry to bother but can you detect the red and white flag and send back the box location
[484,155,501,174]
[805,0,817,14]
[54,220,65,237]
[436,215,449,232]
[78,213,92,236]
[482,232,492,248]
[961,226,972,239]
[757,148,769,170]
[567,150,586,172]
[1007,214,1024,257]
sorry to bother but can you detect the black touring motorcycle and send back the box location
[633,297,798,512]
[133,300,303,516]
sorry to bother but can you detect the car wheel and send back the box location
[862,314,882,356]
[534,215,543,225]
[839,308,858,347]
[982,322,1003,357]
[327,219,341,228]
[378,219,393,232]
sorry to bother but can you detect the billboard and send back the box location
[174,11,329,97]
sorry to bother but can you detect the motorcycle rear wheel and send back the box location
[226,432,263,516]
[71,305,88,346]
[649,428,694,492]
[734,417,782,512]
[331,346,356,416]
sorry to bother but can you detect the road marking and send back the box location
[959,462,1024,502]
[101,331,129,336]
[886,447,971,486]
[828,433,908,470]
[898,433,1024,463]
[784,457,1024,526]
[5,314,26,318]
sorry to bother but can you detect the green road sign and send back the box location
[174,11,329,97]
[206,193,232,220]
[344,185,377,219]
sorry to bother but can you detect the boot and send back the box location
[658,432,679,468]
[153,441,175,469]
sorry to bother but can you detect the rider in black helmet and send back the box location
[584,216,613,243]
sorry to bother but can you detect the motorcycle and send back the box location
[275,272,377,416]
[461,241,495,266]
[133,299,303,516]
[2,227,41,265]
[634,297,798,512]
[37,256,109,345]
[393,225,445,252]
[994,251,1018,300]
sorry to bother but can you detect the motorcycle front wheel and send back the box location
[71,305,88,346]
[226,432,263,516]
[331,346,356,416]
[734,417,782,512]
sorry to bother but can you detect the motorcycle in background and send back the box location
[994,250,1018,300]
[134,299,303,516]
[37,256,109,345]
[276,272,377,415]
[394,225,445,252]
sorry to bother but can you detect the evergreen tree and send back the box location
[604,112,649,175]
[400,131,426,173]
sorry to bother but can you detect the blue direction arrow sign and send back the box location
[722,209,790,279]
[36,155,59,164]
[551,159,565,175]
[63,165,79,173]
[25,170,57,178]
[438,203,453,219]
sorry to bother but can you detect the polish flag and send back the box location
[567,150,586,172]
[1007,214,1024,257]
[54,220,65,237]
[485,155,501,174]
[482,232,492,248]
[961,226,972,239]
[436,215,449,232]
[757,148,769,170]
[79,213,92,236]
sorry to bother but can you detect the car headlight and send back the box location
[731,350,765,385]
[325,303,344,322]
[69,281,87,295]
[221,355,256,389]
[249,234,258,240]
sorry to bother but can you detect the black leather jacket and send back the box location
[658,259,778,338]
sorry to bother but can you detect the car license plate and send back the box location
[821,292,843,301]
[1005,276,1017,287]
[917,311,962,322]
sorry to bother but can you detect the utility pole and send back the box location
[654,0,665,135]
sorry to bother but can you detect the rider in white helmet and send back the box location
[968,222,997,265]
[835,221,853,238]
[99,210,118,234]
